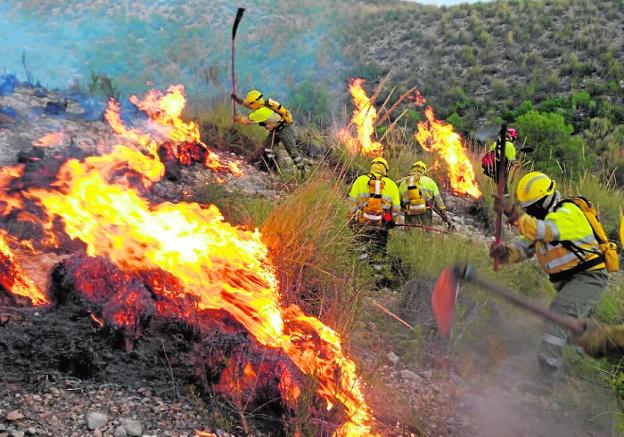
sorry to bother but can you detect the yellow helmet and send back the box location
[411,160,427,173]
[516,172,556,208]
[370,157,389,176]
[244,89,265,109]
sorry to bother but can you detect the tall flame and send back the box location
[1,86,377,435]
[341,78,383,157]
[415,107,481,199]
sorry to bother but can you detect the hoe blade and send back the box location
[432,267,459,337]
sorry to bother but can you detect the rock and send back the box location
[6,410,24,421]
[93,430,102,437]
[25,428,36,436]
[85,411,108,430]
[113,426,127,437]
[120,419,142,436]
[48,387,61,397]
[387,352,400,366]
[399,369,423,383]
[9,431,24,437]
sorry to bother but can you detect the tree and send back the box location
[514,110,592,177]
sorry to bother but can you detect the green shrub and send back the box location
[514,110,592,177]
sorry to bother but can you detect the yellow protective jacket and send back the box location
[508,202,605,280]
[246,99,292,131]
[399,175,446,211]
[488,140,517,161]
[348,174,403,225]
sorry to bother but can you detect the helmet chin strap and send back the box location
[525,191,560,219]
[542,190,561,211]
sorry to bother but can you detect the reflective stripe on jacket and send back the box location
[399,175,445,210]
[248,107,283,130]
[509,202,605,275]
[348,174,403,223]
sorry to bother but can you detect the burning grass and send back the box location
[0,85,381,436]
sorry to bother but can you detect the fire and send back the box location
[25,162,376,434]
[0,230,47,305]
[33,131,64,147]
[0,85,377,435]
[111,85,242,177]
[415,107,481,198]
[341,78,383,157]
[413,90,426,107]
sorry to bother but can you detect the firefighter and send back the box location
[232,89,304,173]
[481,127,517,188]
[347,157,403,274]
[490,171,612,381]
[398,161,452,227]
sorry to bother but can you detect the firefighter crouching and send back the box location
[399,160,452,228]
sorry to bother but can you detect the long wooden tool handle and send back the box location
[464,267,585,335]
[493,123,507,272]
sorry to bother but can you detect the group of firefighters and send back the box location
[233,89,624,389]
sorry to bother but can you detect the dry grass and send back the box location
[260,170,371,334]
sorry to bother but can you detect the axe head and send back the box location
[432,264,468,337]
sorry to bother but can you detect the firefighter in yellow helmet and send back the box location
[398,161,452,228]
[481,128,518,191]
[490,171,610,382]
[232,89,303,173]
[347,157,403,276]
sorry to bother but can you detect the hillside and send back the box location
[0,0,346,100]
[343,0,624,127]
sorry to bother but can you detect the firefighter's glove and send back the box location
[493,194,524,224]
[231,93,243,104]
[573,320,624,359]
[489,242,511,263]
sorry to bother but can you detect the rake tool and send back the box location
[231,8,245,118]
[431,264,585,338]
[493,123,507,272]
[394,222,450,234]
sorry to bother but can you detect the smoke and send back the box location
[0,1,345,100]
[456,305,619,436]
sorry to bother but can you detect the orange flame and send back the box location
[107,85,242,177]
[415,107,481,198]
[0,86,376,435]
[341,78,383,157]
[0,230,47,305]
[413,90,426,107]
[33,131,64,148]
[24,160,376,434]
